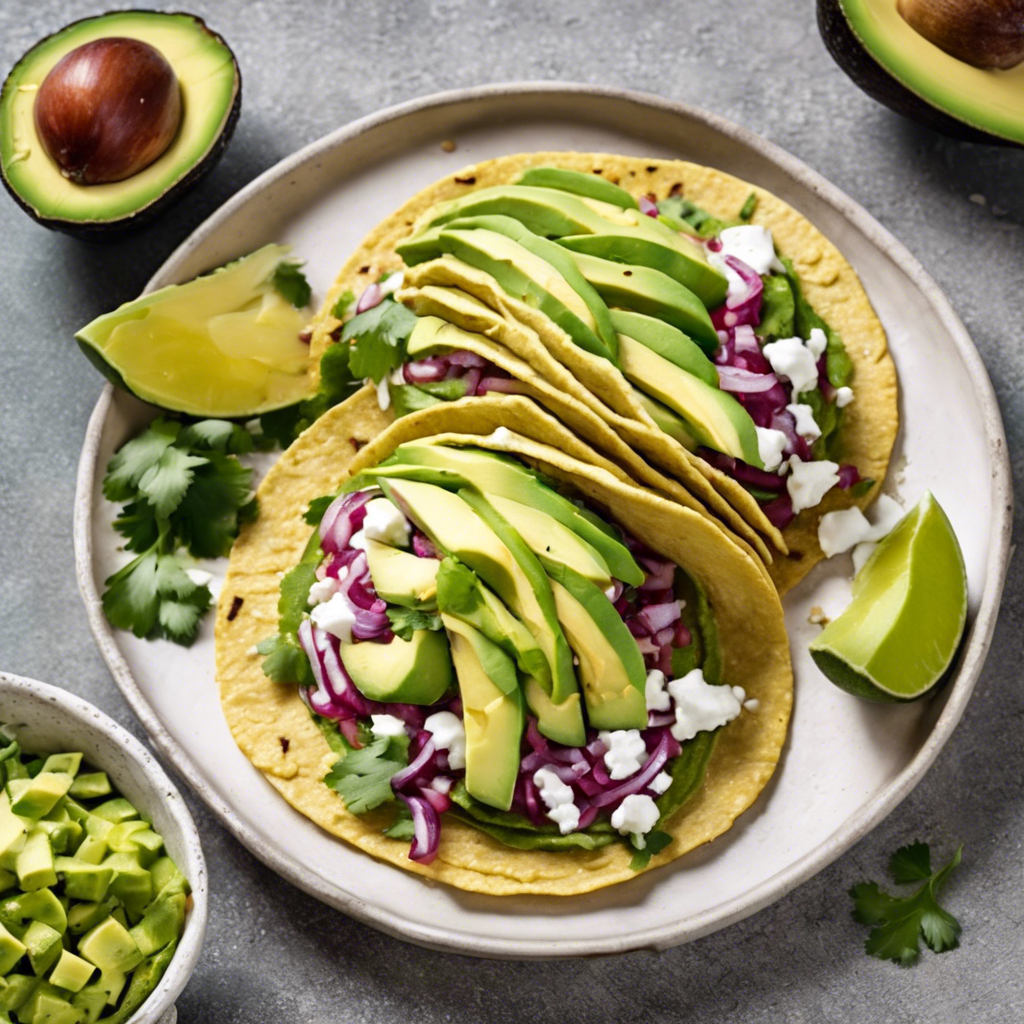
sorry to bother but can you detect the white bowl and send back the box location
[0,671,207,1024]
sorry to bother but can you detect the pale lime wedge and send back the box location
[809,492,967,702]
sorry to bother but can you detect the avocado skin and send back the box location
[817,0,1021,147]
[0,11,243,235]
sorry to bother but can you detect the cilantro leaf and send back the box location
[332,288,356,319]
[656,196,729,238]
[384,801,416,840]
[739,192,758,221]
[257,634,312,686]
[889,840,933,883]
[137,447,209,519]
[102,549,211,643]
[323,734,410,815]
[304,494,336,526]
[178,419,254,454]
[386,607,442,642]
[629,829,672,870]
[172,453,255,559]
[342,298,418,383]
[103,420,180,502]
[272,261,312,308]
[851,843,963,966]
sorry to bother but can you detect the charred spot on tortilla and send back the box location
[227,596,243,621]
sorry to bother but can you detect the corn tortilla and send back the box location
[217,394,792,896]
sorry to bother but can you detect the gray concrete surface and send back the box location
[1,1,1021,1021]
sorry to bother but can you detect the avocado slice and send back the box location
[559,212,728,307]
[618,334,763,466]
[378,478,579,707]
[820,0,1024,147]
[610,310,718,385]
[75,244,313,418]
[567,250,720,351]
[516,166,640,208]
[542,560,649,730]
[412,214,619,359]
[442,615,524,811]
[364,538,440,609]
[633,390,699,450]
[415,225,617,361]
[0,11,240,234]
[338,630,453,705]
[486,493,611,586]
[366,441,644,585]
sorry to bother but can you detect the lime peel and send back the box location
[809,491,967,702]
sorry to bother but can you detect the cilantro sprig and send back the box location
[851,841,963,966]
[323,733,410,814]
[101,418,256,644]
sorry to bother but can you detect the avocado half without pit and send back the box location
[818,0,1024,147]
[0,10,241,233]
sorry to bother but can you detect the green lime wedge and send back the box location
[809,492,967,702]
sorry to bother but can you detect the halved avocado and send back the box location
[819,0,1024,146]
[75,244,314,418]
[0,11,241,233]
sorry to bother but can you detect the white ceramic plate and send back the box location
[74,84,1012,958]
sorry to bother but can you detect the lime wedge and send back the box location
[809,492,967,702]
[75,244,315,418]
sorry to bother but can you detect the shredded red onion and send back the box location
[355,283,383,314]
[716,364,780,394]
[319,491,372,555]
[762,494,796,529]
[637,601,682,634]
[404,357,450,383]
[399,793,440,863]
[477,376,528,396]
[447,349,487,368]
[590,731,673,808]
[638,195,659,218]
[837,464,861,489]
[391,737,437,791]
[696,448,787,493]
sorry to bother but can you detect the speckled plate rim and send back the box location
[73,82,1012,958]
[0,672,207,1021]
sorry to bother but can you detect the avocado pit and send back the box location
[34,36,182,184]
[897,0,1024,70]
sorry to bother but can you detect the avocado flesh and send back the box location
[609,309,718,385]
[486,493,612,586]
[442,615,524,811]
[338,629,453,704]
[425,228,615,361]
[543,561,648,730]
[516,166,639,208]
[364,538,439,608]
[520,678,586,747]
[568,250,720,351]
[820,0,1024,147]
[559,208,727,306]
[370,441,644,585]
[429,215,618,358]
[0,11,240,230]
[435,557,551,688]
[377,478,579,707]
[75,245,312,418]
[634,390,699,450]
[618,334,762,465]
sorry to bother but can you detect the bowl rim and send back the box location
[0,670,208,1022]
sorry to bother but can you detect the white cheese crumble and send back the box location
[818,493,905,558]
[707,252,752,305]
[835,386,854,408]
[378,270,405,296]
[310,592,356,643]
[645,669,670,712]
[649,771,673,795]
[717,224,786,275]
[806,327,827,359]
[743,698,761,712]
[598,729,648,780]
[762,336,819,396]
[533,767,580,834]
[667,669,744,742]
[787,456,840,514]
[307,576,339,606]
[424,711,466,770]
[483,426,514,449]
[610,793,660,837]
[787,402,822,441]
[370,714,407,738]
[755,427,789,473]
[349,530,367,551]
[371,375,391,411]
[362,497,410,548]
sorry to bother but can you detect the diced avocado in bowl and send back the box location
[0,672,206,1023]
